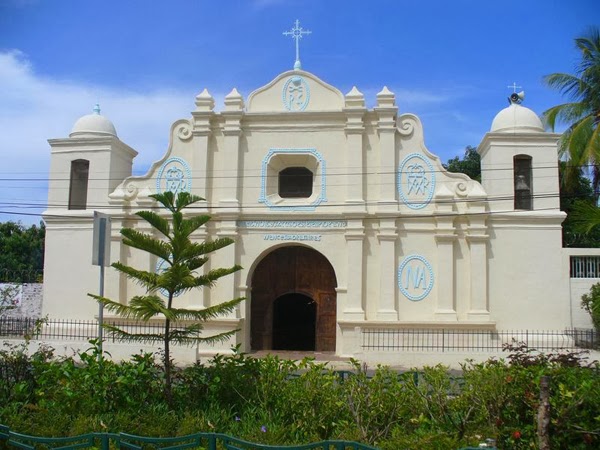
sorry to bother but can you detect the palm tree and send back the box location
[89,191,243,404]
[543,27,600,195]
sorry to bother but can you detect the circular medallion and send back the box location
[282,76,310,111]
[398,255,434,301]
[156,157,192,194]
[398,153,436,209]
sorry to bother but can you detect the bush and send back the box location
[0,344,598,448]
[582,282,600,333]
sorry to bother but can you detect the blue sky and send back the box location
[0,0,598,224]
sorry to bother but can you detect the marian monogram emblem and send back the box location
[282,76,310,111]
[406,163,429,195]
[165,167,185,193]
[398,255,434,301]
[398,153,435,209]
[156,157,192,195]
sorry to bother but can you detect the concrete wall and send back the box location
[1,283,43,318]
[564,248,600,329]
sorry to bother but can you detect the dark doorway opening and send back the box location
[272,293,316,350]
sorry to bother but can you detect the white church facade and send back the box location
[41,50,595,361]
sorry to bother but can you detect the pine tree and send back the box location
[89,191,243,404]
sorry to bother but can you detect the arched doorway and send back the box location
[251,246,337,352]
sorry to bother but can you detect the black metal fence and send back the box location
[0,317,173,342]
[361,327,598,352]
[1,317,598,352]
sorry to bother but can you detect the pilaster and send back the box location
[219,88,244,216]
[343,87,367,214]
[466,200,490,321]
[377,218,398,320]
[434,186,457,320]
[191,89,215,198]
[343,219,365,320]
[213,220,240,319]
[374,87,398,211]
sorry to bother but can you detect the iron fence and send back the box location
[361,327,598,352]
[1,317,597,353]
[0,317,184,342]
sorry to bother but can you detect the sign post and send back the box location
[92,212,111,357]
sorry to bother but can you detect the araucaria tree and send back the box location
[89,191,243,403]
[543,27,600,195]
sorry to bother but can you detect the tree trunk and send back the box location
[164,292,173,406]
[537,375,551,450]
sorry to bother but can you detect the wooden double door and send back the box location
[250,246,337,352]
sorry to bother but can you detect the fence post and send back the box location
[208,433,217,450]
[537,375,551,450]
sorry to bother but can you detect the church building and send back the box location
[41,23,581,361]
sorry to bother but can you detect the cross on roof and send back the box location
[507,82,522,93]
[283,19,311,70]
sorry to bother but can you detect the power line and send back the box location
[0,161,594,183]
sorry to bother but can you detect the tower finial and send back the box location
[507,83,525,105]
[283,19,311,70]
[93,103,101,114]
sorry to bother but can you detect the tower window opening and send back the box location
[68,159,89,210]
[514,155,532,210]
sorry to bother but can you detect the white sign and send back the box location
[92,212,111,266]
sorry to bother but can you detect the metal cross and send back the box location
[507,82,522,93]
[283,19,311,70]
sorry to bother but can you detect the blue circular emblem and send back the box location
[398,153,436,209]
[282,76,310,111]
[398,255,434,301]
[156,157,192,194]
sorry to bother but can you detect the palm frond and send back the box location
[178,215,211,240]
[151,191,204,213]
[188,266,242,289]
[120,229,171,260]
[185,256,210,272]
[569,115,596,164]
[91,294,167,320]
[184,238,236,258]
[543,103,590,131]
[128,295,170,320]
[102,324,165,344]
[570,201,600,234]
[136,211,171,238]
[194,328,239,345]
[543,73,589,102]
[112,263,161,289]
[150,191,176,212]
[169,297,244,321]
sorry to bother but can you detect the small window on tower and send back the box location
[278,167,313,198]
[69,159,90,210]
[514,155,532,210]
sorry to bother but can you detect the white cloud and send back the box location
[0,50,221,223]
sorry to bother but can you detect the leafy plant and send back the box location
[89,191,244,404]
[543,27,600,196]
[581,282,600,333]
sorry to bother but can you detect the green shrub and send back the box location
[582,282,600,333]
[0,343,599,448]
